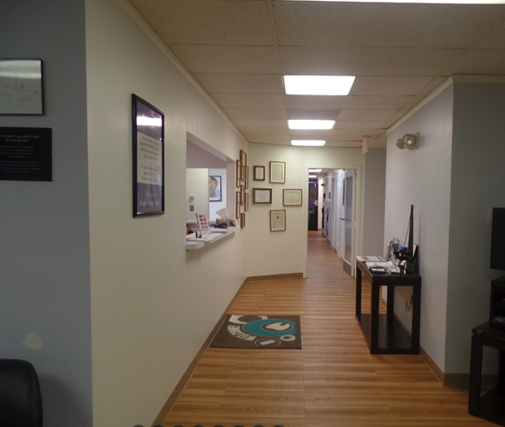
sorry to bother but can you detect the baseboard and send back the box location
[152,278,249,426]
[244,272,304,283]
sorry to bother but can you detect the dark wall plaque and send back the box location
[0,127,52,181]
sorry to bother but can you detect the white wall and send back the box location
[445,82,505,374]
[385,85,454,372]
[0,1,93,426]
[86,0,248,426]
[246,144,365,278]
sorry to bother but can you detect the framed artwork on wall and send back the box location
[270,209,286,232]
[132,94,165,217]
[269,161,285,184]
[253,165,265,181]
[236,191,241,219]
[252,187,272,205]
[0,59,44,115]
[209,175,222,202]
[283,189,303,206]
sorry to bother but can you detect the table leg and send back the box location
[469,334,483,416]
[370,282,380,353]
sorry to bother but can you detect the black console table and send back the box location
[469,321,505,426]
[355,260,421,354]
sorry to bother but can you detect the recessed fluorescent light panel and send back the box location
[277,0,505,3]
[288,120,335,130]
[284,75,355,96]
[308,175,318,178]
[291,140,326,147]
[309,169,322,173]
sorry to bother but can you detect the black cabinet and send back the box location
[491,278,505,331]
[469,322,505,426]
[355,260,421,355]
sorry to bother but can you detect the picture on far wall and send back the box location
[132,94,165,217]
[209,175,222,202]
[283,189,303,206]
[270,209,286,232]
[269,161,285,184]
[236,191,241,219]
[236,159,241,188]
[0,59,44,115]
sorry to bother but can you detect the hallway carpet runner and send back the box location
[210,314,301,349]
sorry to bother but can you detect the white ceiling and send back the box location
[129,0,505,148]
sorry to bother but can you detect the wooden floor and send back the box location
[163,231,493,427]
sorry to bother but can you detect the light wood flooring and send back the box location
[163,231,494,427]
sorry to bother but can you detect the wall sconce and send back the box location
[396,133,420,150]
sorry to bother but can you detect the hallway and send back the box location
[164,231,492,427]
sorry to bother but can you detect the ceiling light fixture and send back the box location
[308,174,318,178]
[288,120,335,130]
[284,75,355,96]
[291,140,326,147]
[309,169,322,172]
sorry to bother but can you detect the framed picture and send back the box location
[270,210,286,232]
[252,187,272,205]
[269,161,285,184]
[132,94,164,217]
[240,149,247,181]
[236,191,241,219]
[209,175,222,202]
[236,159,241,188]
[240,185,245,206]
[253,165,265,181]
[245,166,249,189]
[283,189,303,206]
[241,212,246,229]
[0,59,44,115]
[245,192,249,212]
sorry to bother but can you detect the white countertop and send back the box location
[185,227,236,250]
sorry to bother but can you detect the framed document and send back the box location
[0,59,44,115]
[236,191,241,219]
[269,161,285,184]
[253,165,265,181]
[240,149,247,181]
[252,188,272,205]
[283,189,302,206]
[236,159,241,188]
[270,210,286,232]
[132,94,164,217]
[241,212,246,229]
[245,192,249,212]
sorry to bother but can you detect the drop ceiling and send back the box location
[129,0,505,148]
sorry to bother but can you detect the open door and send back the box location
[343,170,356,276]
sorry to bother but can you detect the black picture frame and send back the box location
[132,94,165,217]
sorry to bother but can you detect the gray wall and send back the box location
[446,82,505,373]
[0,1,93,426]
[362,148,386,256]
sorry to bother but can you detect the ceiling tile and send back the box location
[212,93,285,108]
[279,46,465,77]
[335,121,385,129]
[222,107,287,120]
[351,77,434,96]
[194,73,283,94]
[285,95,412,110]
[444,49,505,75]
[232,119,288,129]
[475,20,505,49]
[337,109,398,121]
[170,45,278,74]
[274,3,505,49]
[131,0,274,45]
